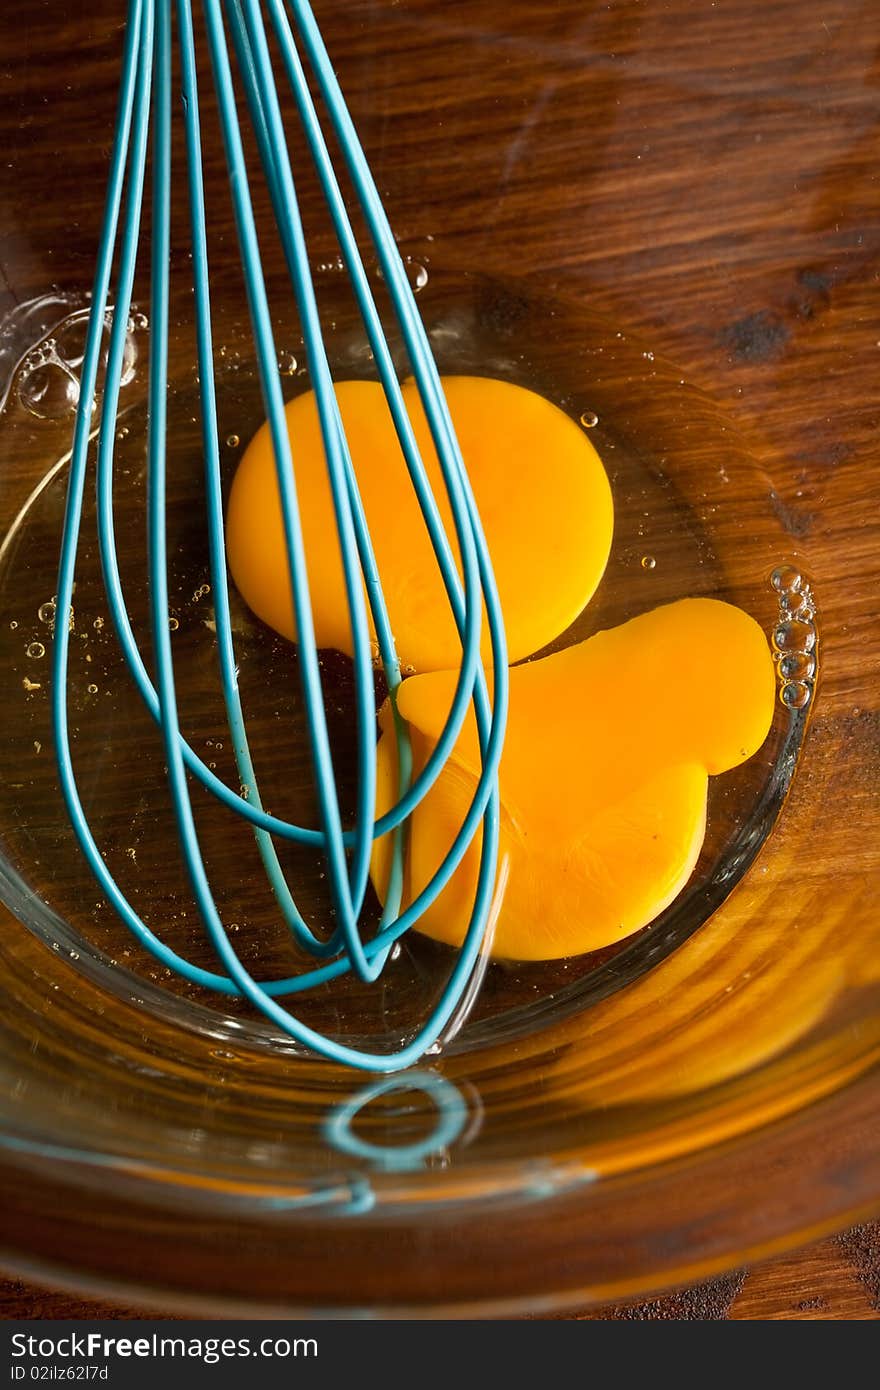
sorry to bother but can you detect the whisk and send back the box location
[51,0,508,1071]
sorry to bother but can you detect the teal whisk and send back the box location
[51,0,508,1071]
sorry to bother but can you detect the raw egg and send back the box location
[371,599,776,960]
[228,376,775,964]
[225,376,613,671]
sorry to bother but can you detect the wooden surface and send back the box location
[1,0,880,1319]
[3,1223,880,1319]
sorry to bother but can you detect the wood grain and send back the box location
[1,0,879,1318]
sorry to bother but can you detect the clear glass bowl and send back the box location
[1,0,878,1316]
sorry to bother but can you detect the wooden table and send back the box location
[1,0,879,1320]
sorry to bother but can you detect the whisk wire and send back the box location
[225,0,404,969]
[178,0,343,959]
[256,0,512,877]
[203,0,381,978]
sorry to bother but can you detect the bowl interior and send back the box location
[0,271,810,1063]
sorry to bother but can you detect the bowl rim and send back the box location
[1,1051,879,1316]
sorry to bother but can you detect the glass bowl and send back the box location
[1,0,878,1316]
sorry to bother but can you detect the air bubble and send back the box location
[778,651,815,681]
[408,260,429,292]
[773,619,816,654]
[18,362,80,419]
[53,315,88,366]
[117,333,138,387]
[770,564,802,594]
[9,621,17,631]
[168,616,179,631]
[226,433,240,448]
[38,601,56,625]
[579,410,599,429]
[278,353,298,376]
[26,641,45,659]
[93,617,104,630]
[781,680,812,710]
[640,555,656,570]
[778,589,808,615]
[87,683,98,694]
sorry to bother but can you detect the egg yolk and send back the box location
[371,599,776,960]
[225,376,613,672]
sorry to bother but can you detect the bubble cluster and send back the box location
[17,348,80,419]
[36,597,74,633]
[770,564,817,711]
[15,304,142,420]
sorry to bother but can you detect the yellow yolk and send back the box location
[225,376,613,671]
[371,599,776,961]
